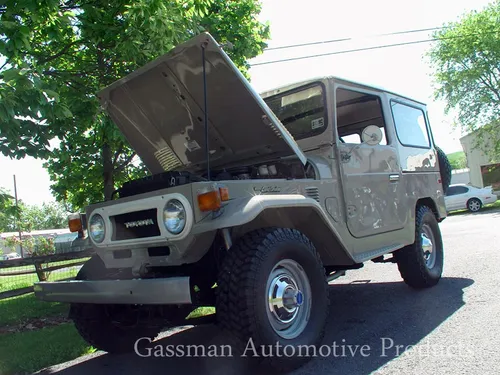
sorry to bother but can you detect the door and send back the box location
[445,185,469,210]
[336,87,406,238]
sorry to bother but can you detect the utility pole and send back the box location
[13,175,23,258]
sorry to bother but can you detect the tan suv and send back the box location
[35,32,452,372]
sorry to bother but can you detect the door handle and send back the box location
[389,174,400,182]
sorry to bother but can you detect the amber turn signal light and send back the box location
[198,190,222,212]
[68,213,82,233]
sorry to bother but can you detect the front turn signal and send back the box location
[198,190,222,212]
[68,213,82,232]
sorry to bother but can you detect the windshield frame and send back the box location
[263,81,328,141]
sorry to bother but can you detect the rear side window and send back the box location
[391,102,430,148]
[446,186,469,196]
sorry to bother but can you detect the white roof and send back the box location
[0,228,70,239]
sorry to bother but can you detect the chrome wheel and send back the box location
[266,259,312,339]
[468,199,481,212]
[421,223,436,269]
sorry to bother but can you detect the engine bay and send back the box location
[116,159,316,198]
[211,159,316,181]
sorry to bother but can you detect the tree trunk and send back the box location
[103,142,114,201]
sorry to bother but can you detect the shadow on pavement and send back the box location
[36,277,474,375]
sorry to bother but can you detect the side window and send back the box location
[446,186,457,196]
[336,88,388,145]
[446,186,468,196]
[391,102,430,148]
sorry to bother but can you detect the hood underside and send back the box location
[98,32,306,174]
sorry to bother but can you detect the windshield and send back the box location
[264,83,327,140]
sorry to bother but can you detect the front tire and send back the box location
[394,206,444,288]
[216,228,329,372]
[467,198,482,212]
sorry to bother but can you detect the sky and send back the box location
[0,0,493,205]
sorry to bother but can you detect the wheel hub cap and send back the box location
[421,224,436,269]
[266,259,311,339]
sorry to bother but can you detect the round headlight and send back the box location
[163,199,186,234]
[89,214,106,243]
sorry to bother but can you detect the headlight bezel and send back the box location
[163,199,187,235]
[89,213,106,243]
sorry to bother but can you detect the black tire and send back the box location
[467,198,482,213]
[216,228,329,372]
[70,256,161,354]
[394,206,444,288]
[436,146,452,194]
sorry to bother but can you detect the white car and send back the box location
[445,184,498,212]
[0,252,21,260]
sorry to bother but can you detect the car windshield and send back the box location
[264,83,327,140]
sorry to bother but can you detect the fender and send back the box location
[192,194,356,266]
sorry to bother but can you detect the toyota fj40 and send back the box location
[34,33,452,372]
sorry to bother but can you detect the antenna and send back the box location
[201,41,210,180]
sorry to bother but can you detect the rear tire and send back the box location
[467,198,482,212]
[216,228,329,372]
[394,206,444,288]
[436,146,452,194]
[70,256,161,354]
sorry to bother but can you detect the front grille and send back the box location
[112,209,161,241]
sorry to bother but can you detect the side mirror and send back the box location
[361,125,382,146]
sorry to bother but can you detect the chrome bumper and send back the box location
[34,277,191,305]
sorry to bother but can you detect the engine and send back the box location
[212,160,316,181]
[115,160,315,199]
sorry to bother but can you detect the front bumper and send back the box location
[34,277,191,305]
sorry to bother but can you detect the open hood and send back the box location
[98,33,306,175]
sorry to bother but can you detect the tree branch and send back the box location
[38,41,79,65]
[114,153,136,173]
[0,58,11,71]
[112,146,124,166]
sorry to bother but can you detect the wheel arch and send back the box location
[230,206,355,266]
[192,195,356,267]
[416,197,440,221]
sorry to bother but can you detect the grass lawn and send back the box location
[0,259,84,294]
[0,293,68,327]
[0,323,95,375]
[188,306,215,319]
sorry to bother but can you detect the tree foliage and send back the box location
[0,188,19,232]
[0,0,270,210]
[429,1,500,159]
[0,188,67,232]
[447,151,467,170]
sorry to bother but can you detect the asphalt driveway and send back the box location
[36,209,500,375]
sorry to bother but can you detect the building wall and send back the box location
[451,169,470,185]
[460,132,497,188]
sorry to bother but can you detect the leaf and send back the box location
[44,89,60,101]
[1,68,20,81]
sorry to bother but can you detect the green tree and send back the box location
[447,151,467,170]
[19,202,67,232]
[0,190,67,232]
[0,188,19,232]
[1,0,270,211]
[428,1,500,159]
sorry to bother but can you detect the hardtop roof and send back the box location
[260,76,427,107]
